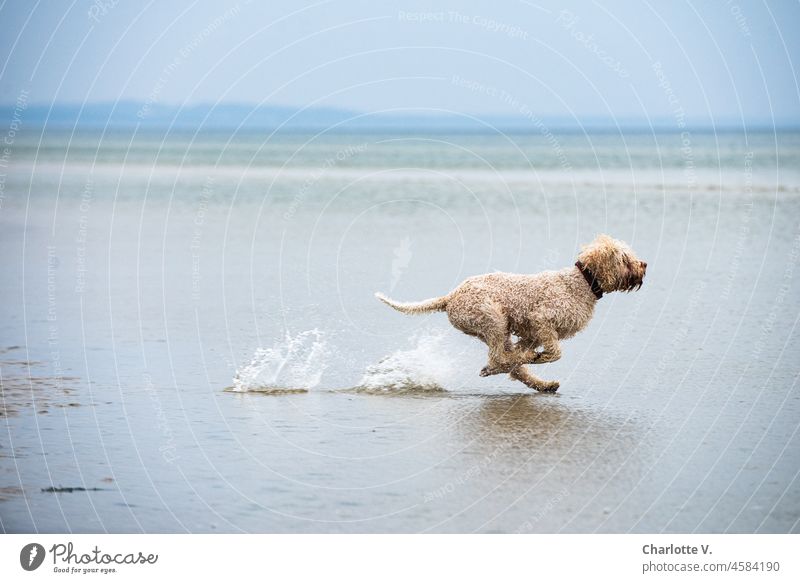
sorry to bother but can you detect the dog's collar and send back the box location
[575,261,603,299]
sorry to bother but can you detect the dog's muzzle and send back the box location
[626,261,647,291]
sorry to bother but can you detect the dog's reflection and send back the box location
[468,394,572,443]
[462,393,634,455]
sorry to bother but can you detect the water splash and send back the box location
[357,329,456,392]
[232,329,328,392]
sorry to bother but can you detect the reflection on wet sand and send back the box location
[339,384,448,397]
[0,350,83,418]
[442,393,650,533]
[223,386,309,395]
[467,393,636,445]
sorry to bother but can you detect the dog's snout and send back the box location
[641,261,647,269]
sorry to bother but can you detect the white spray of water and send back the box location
[232,329,328,392]
[358,329,457,392]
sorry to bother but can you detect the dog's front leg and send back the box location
[530,338,561,364]
[515,334,561,364]
[509,365,559,392]
[508,333,561,392]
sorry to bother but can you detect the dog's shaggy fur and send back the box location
[376,234,646,392]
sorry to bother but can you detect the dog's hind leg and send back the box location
[478,327,516,377]
[509,365,560,392]
[447,294,516,378]
[513,338,541,363]
[534,341,561,364]
[463,299,518,378]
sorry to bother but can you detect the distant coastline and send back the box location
[1,102,797,133]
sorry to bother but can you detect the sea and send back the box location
[1,127,799,532]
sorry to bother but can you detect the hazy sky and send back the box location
[1,0,798,124]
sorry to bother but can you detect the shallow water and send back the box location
[1,130,799,533]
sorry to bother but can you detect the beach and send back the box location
[1,128,799,533]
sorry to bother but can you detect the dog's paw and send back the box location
[536,381,560,393]
[480,364,508,377]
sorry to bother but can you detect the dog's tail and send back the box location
[374,292,448,315]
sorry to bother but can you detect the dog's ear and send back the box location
[581,234,615,261]
[581,234,613,254]
[578,234,622,291]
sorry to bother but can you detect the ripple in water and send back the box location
[231,329,328,393]
[356,329,455,393]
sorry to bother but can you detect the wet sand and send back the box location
[1,130,799,533]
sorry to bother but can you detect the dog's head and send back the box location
[577,234,647,293]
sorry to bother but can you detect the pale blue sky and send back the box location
[1,0,798,125]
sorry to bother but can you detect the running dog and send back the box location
[375,234,646,392]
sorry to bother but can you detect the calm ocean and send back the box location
[1,128,799,532]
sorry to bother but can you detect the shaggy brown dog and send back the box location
[376,234,646,392]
